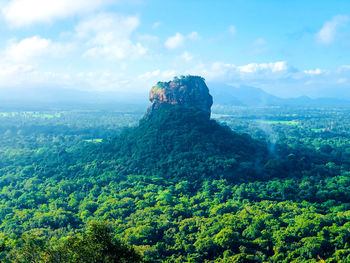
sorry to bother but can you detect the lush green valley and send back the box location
[0,105,350,262]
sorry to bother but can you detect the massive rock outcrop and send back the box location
[145,75,213,119]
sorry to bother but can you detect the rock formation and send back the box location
[146,75,213,119]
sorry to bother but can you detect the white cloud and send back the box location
[76,13,138,39]
[165,33,185,49]
[185,61,299,84]
[190,62,350,98]
[189,62,235,81]
[5,36,50,62]
[76,13,147,60]
[138,70,161,80]
[237,61,289,74]
[164,31,200,49]
[0,59,137,92]
[138,69,178,87]
[316,15,350,44]
[4,36,73,62]
[2,0,112,27]
[0,62,34,85]
[1,58,349,98]
[304,68,325,75]
[181,51,193,62]
[229,25,236,35]
[161,70,178,79]
[0,35,74,88]
[0,61,74,89]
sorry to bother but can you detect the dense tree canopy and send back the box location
[108,104,268,182]
[0,106,349,262]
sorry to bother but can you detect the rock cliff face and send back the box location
[146,76,213,119]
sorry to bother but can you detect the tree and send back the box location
[5,222,142,263]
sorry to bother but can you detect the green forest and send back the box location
[0,103,350,262]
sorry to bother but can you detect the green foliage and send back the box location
[110,104,267,182]
[152,75,206,91]
[0,106,350,262]
[3,222,141,263]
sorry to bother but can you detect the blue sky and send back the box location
[0,0,349,98]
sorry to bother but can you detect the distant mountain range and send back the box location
[0,87,148,111]
[1,83,350,110]
[209,83,350,107]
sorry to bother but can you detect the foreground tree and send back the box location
[5,222,142,263]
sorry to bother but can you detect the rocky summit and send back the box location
[146,75,213,119]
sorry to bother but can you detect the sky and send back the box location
[0,0,350,99]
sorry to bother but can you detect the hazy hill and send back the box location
[2,83,350,110]
[209,82,350,107]
[0,87,148,111]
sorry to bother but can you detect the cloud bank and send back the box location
[2,0,112,27]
